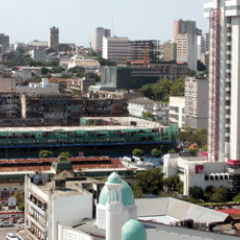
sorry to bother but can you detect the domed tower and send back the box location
[96,172,137,230]
[122,219,147,240]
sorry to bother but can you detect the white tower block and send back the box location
[106,181,123,240]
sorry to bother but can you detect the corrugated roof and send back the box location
[128,97,155,105]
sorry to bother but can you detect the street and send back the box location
[0,225,21,239]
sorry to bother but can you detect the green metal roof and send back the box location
[51,157,73,171]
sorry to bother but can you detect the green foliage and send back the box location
[59,84,67,93]
[139,84,154,98]
[210,186,232,204]
[204,185,215,202]
[142,111,153,120]
[187,148,199,156]
[59,74,73,79]
[233,193,240,202]
[85,72,100,82]
[132,185,143,198]
[189,186,204,199]
[132,148,144,157]
[41,67,48,75]
[202,145,208,152]
[177,181,184,194]
[13,191,22,204]
[177,127,207,148]
[151,78,173,98]
[18,203,25,212]
[59,152,72,158]
[151,148,161,158]
[134,168,164,194]
[96,56,113,66]
[39,150,53,158]
[52,66,64,73]
[168,149,176,153]
[76,72,84,78]
[0,204,2,211]
[188,68,196,76]
[68,66,85,73]
[169,77,185,96]
[197,60,207,71]
[163,175,180,190]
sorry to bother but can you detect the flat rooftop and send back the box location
[0,117,170,132]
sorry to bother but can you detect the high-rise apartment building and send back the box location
[176,32,198,71]
[201,33,210,54]
[0,34,9,53]
[102,37,129,62]
[174,19,201,40]
[163,41,177,62]
[48,27,59,51]
[204,0,240,194]
[93,27,111,51]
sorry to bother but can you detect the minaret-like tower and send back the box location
[106,178,123,240]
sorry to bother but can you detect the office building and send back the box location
[101,62,188,90]
[93,27,111,51]
[48,27,59,51]
[102,37,129,62]
[201,33,210,54]
[184,77,209,129]
[128,40,160,63]
[0,34,9,53]
[163,41,177,62]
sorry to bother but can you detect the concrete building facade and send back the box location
[48,27,59,51]
[184,77,209,129]
[93,27,111,51]
[169,97,185,128]
[163,41,177,62]
[176,32,198,71]
[0,34,9,53]
[102,37,129,62]
[30,49,47,62]
[0,76,16,93]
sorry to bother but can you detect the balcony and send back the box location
[226,69,231,73]
[225,132,230,137]
[227,51,231,55]
[27,214,47,233]
[226,78,231,82]
[227,42,231,46]
[226,60,231,64]
[227,32,231,37]
[225,123,230,128]
[225,105,230,110]
[27,199,47,217]
[226,115,230,119]
[227,23,231,28]
[226,87,231,92]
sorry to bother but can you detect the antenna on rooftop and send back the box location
[112,16,114,37]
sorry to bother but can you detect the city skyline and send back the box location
[2,0,211,47]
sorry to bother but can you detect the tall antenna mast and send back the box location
[112,16,114,36]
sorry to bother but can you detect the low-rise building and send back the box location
[67,59,100,71]
[127,97,169,122]
[29,49,47,62]
[169,97,185,128]
[0,75,16,93]
[12,70,32,79]
[16,78,58,95]
[163,153,229,196]
[67,78,95,93]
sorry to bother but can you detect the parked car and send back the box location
[1,222,14,227]
[17,218,24,224]
[6,233,19,240]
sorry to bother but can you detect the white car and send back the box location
[6,233,19,240]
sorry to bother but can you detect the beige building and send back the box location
[163,41,177,61]
[184,77,208,129]
[176,32,198,71]
[0,76,16,93]
[67,78,95,93]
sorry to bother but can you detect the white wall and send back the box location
[53,193,92,240]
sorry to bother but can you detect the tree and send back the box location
[139,84,154,98]
[168,149,176,153]
[233,193,240,203]
[142,111,153,119]
[188,68,196,76]
[187,148,199,156]
[204,185,215,202]
[151,148,161,158]
[13,191,22,204]
[151,78,173,98]
[132,148,144,157]
[163,175,180,190]
[134,168,164,194]
[39,150,53,158]
[52,66,64,73]
[59,152,72,158]
[68,66,85,73]
[85,72,100,82]
[96,56,112,66]
[76,72,84,78]
[169,77,185,97]
[41,67,48,75]
[210,186,231,204]
[18,203,25,212]
[189,186,204,199]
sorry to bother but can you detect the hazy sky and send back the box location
[2,0,212,47]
